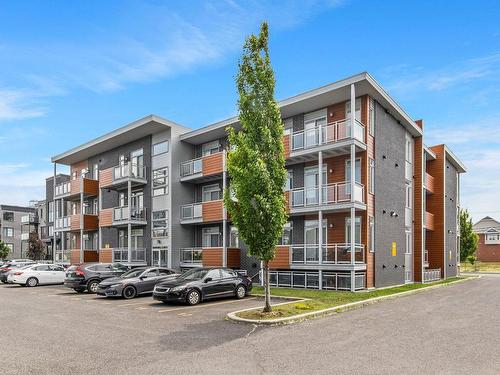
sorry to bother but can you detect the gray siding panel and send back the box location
[445,161,458,277]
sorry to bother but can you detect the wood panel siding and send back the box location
[283,134,290,158]
[202,247,223,267]
[227,248,241,268]
[202,200,223,222]
[426,145,445,277]
[202,152,223,177]
[70,160,88,180]
[70,179,81,195]
[327,101,347,123]
[83,178,99,196]
[99,168,113,188]
[425,212,435,231]
[83,250,99,263]
[424,172,435,193]
[71,214,80,231]
[70,250,80,265]
[269,246,290,269]
[99,208,113,227]
[413,136,424,282]
[83,215,99,231]
[99,248,113,263]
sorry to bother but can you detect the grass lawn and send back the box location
[240,277,466,320]
[460,262,500,272]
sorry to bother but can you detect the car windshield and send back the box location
[120,269,146,278]
[178,268,209,281]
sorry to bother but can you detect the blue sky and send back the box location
[0,0,499,221]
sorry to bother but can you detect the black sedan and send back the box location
[153,267,252,305]
[96,267,178,299]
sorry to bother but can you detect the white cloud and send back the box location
[425,117,500,145]
[0,163,49,205]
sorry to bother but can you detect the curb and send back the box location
[227,276,478,325]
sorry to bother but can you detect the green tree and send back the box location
[0,241,10,260]
[460,209,478,262]
[27,231,45,261]
[225,22,287,313]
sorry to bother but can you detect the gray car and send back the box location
[96,267,178,299]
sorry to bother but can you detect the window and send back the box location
[93,163,99,180]
[405,231,412,254]
[159,268,174,276]
[153,167,169,196]
[2,212,14,221]
[369,159,375,194]
[48,226,53,236]
[202,184,221,202]
[369,217,375,253]
[221,269,236,279]
[345,98,361,121]
[345,217,361,244]
[279,222,293,245]
[345,158,361,183]
[205,269,221,280]
[35,265,50,271]
[48,201,54,222]
[485,233,500,244]
[202,140,220,156]
[285,170,293,191]
[152,210,168,238]
[406,185,412,209]
[369,99,375,136]
[72,171,77,180]
[406,138,412,163]
[229,226,239,247]
[3,227,13,237]
[153,141,169,156]
[202,227,220,247]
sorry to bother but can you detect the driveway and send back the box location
[1,276,498,375]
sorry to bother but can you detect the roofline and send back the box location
[51,115,191,163]
[423,145,437,159]
[0,205,36,212]
[180,72,422,141]
[444,144,467,173]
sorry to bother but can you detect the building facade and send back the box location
[0,204,37,259]
[50,73,465,290]
[473,216,500,262]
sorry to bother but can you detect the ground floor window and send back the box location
[152,247,168,267]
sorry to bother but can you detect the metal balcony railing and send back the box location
[21,214,38,224]
[423,268,441,283]
[180,158,203,177]
[290,118,365,151]
[290,243,365,265]
[112,206,147,222]
[54,182,71,197]
[55,216,71,230]
[113,248,146,263]
[180,203,202,220]
[290,182,364,208]
[113,163,146,181]
[180,248,203,264]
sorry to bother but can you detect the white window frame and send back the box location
[3,227,14,237]
[153,141,169,156]
[279,222,293,246]
[369,158,375,195]
[345,158,362,184]
[229,226,239,248]
[202,184,221,202]
[152,167,169,196]
[202,226,220,248]
[345,98,361,121]
[345,217,361,244]
[152,210,168,238]
[406,185,412,209]
[405,230,412,254]
[285,170,293,191]
[369,216,375,253]
[369,98,375,136]
[202,140,220,156]
[485,232,500,244]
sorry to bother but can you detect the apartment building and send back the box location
[473,216,500,262]
[50,72,465,291]
[0,204,37,259]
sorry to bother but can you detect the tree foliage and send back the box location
[27,231,45,261]
[0,241,10,260]
[225,22,287,312]
[460,209,478,262]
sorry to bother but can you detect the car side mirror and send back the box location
[204,277,212,283]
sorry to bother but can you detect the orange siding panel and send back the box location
[99,168,113,188]
[202,200,223,222]
[99,208,113,227]
[71,214,80,231]
[269,246,290,269]
[227,248,241,268]
[83,178,99,196]
[99,248,113,263]
[70,250,80,265]
[202,152,223,177]
[283,134,290,158]
[202,248,223,267]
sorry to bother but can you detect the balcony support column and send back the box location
[222,150,227,267]
[80,177,84,264]
[53,162,57,261]
[98,187,102,256]
[318,209,323,290]
[318,151,323,205]
[350,83,356,139]
[350,139,356,291]
[127,180,132,266]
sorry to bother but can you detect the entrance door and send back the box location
[153,247,168,266]
[405,231,413,283]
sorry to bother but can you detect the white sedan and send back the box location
[7,264,66,287]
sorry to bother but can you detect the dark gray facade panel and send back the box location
[288,163,305,189]
[374,102,407,288]
[293,114,304,132]
[445,161,458,277]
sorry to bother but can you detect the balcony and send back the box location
[180,200,223,224]
[291,243,365,265]
[100,163,147,189]
[180,151,224,182]
[289,182,365,214]
[21,214,38,225]
[289,118,365,158]
[54,178,99,199]
[268,270,366,290]
[70,213,98,231]
[55,216,71,231]
[112,248,147,265]
[424,172,435,194]
[424,211,435,231]
[423,268,441,283]
[112,206,147,226]
[180,247,240,268]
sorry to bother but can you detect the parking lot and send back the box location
[2,276,500,375]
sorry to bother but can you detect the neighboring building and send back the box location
[473,216,500,262]
[0,204,36,259]
[49,72,466,291]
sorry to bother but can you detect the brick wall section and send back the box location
[426,145,445,277]
[477,234,500,261]
[413,136,424,282]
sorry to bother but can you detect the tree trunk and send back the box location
[262,260,272,313]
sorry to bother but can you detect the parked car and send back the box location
[64,263,129,293]
[0,261,36,283]
[96,267,178,299]
[7,264,66,287]
[153,267,252,305]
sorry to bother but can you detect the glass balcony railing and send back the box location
[180,248,203,264]
[113,248,146,263]
[113,163,146,181]
[180,203,202,220]
[289,182,364,208]
[112,206,147,222]
[290,243,365,265]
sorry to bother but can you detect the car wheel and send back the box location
[122,285,137,299]
[26,277,38,287]
[87,280,100,294]
[235,284,246,299]
[74,288,85,294]
[1,280,7,284]
[186,289,201,306]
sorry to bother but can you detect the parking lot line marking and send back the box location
[117,300,160,307]
[157,297,257,313]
